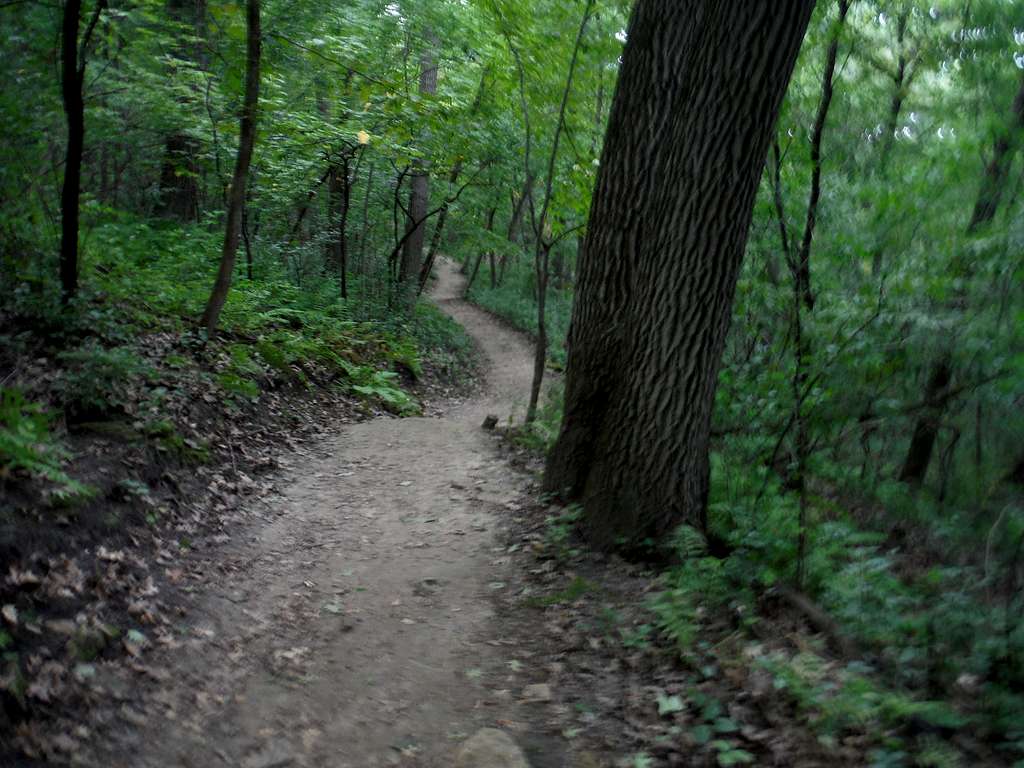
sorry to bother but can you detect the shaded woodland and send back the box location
[1,0,1023,765]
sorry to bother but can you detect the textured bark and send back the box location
[543,0,814,547]
[398,35,438,302]
[200,0,260,335]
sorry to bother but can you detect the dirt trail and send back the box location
[109,259,558,767]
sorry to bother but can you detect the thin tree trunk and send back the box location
[242,204,254,279]
[417,162,461,293]
[327,165,342,267]
[791,0,849,587]
[499,174,533,285]
[157,135,201,220]
[507,174,532,245]
[464,207,496,295]
[968,74,1024,232]
[543,0,814,548]
[288,166,333,243]
[59,0,106,302]
[794,0,848,313]
[398,33,438,304]
[899,73,1024,485]
[338,155,351,299]
[871,8,912,277]
[525,0,594,424]
[899,355,952,485]
[418,69,488,292]
[551,246,565,290]
[357,161,375,272]
[200,0,260,335]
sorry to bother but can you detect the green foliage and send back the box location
[507,378,564,453]
[351,370,420,415]
[524,575,594,608]
[0,387,91,500]
[651,555,748,656]
[759,650,964,741]
[544,502,582,560]
[406,301,476,381]
[467,258,573,368]
[56,343,152,418]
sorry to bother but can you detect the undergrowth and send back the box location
[1,212,477,504]
[466,257,572,368]
[647,438,1024,765]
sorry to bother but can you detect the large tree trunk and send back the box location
[543,0,814,548]
[200,0,260,335]
[898,73,1024,486]
[398,35,438,304]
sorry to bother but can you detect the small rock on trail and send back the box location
[453,728,530,768]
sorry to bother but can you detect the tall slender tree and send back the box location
[525,0,595,424]
[899,73,1024,486]
[398,31,438,305]
[544,0,815,548]
[59,0,107,302]
[200,0,260,335]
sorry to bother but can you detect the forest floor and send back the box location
[5,260,878,768]
[70,259,583,767]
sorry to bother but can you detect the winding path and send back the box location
[116,259,553,767]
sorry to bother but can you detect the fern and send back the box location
[0,387,91,500]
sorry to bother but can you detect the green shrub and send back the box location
[468,261,572,368]
[0,387,90,500]
[56,342,152,418]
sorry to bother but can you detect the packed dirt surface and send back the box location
[94,259,563,767]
